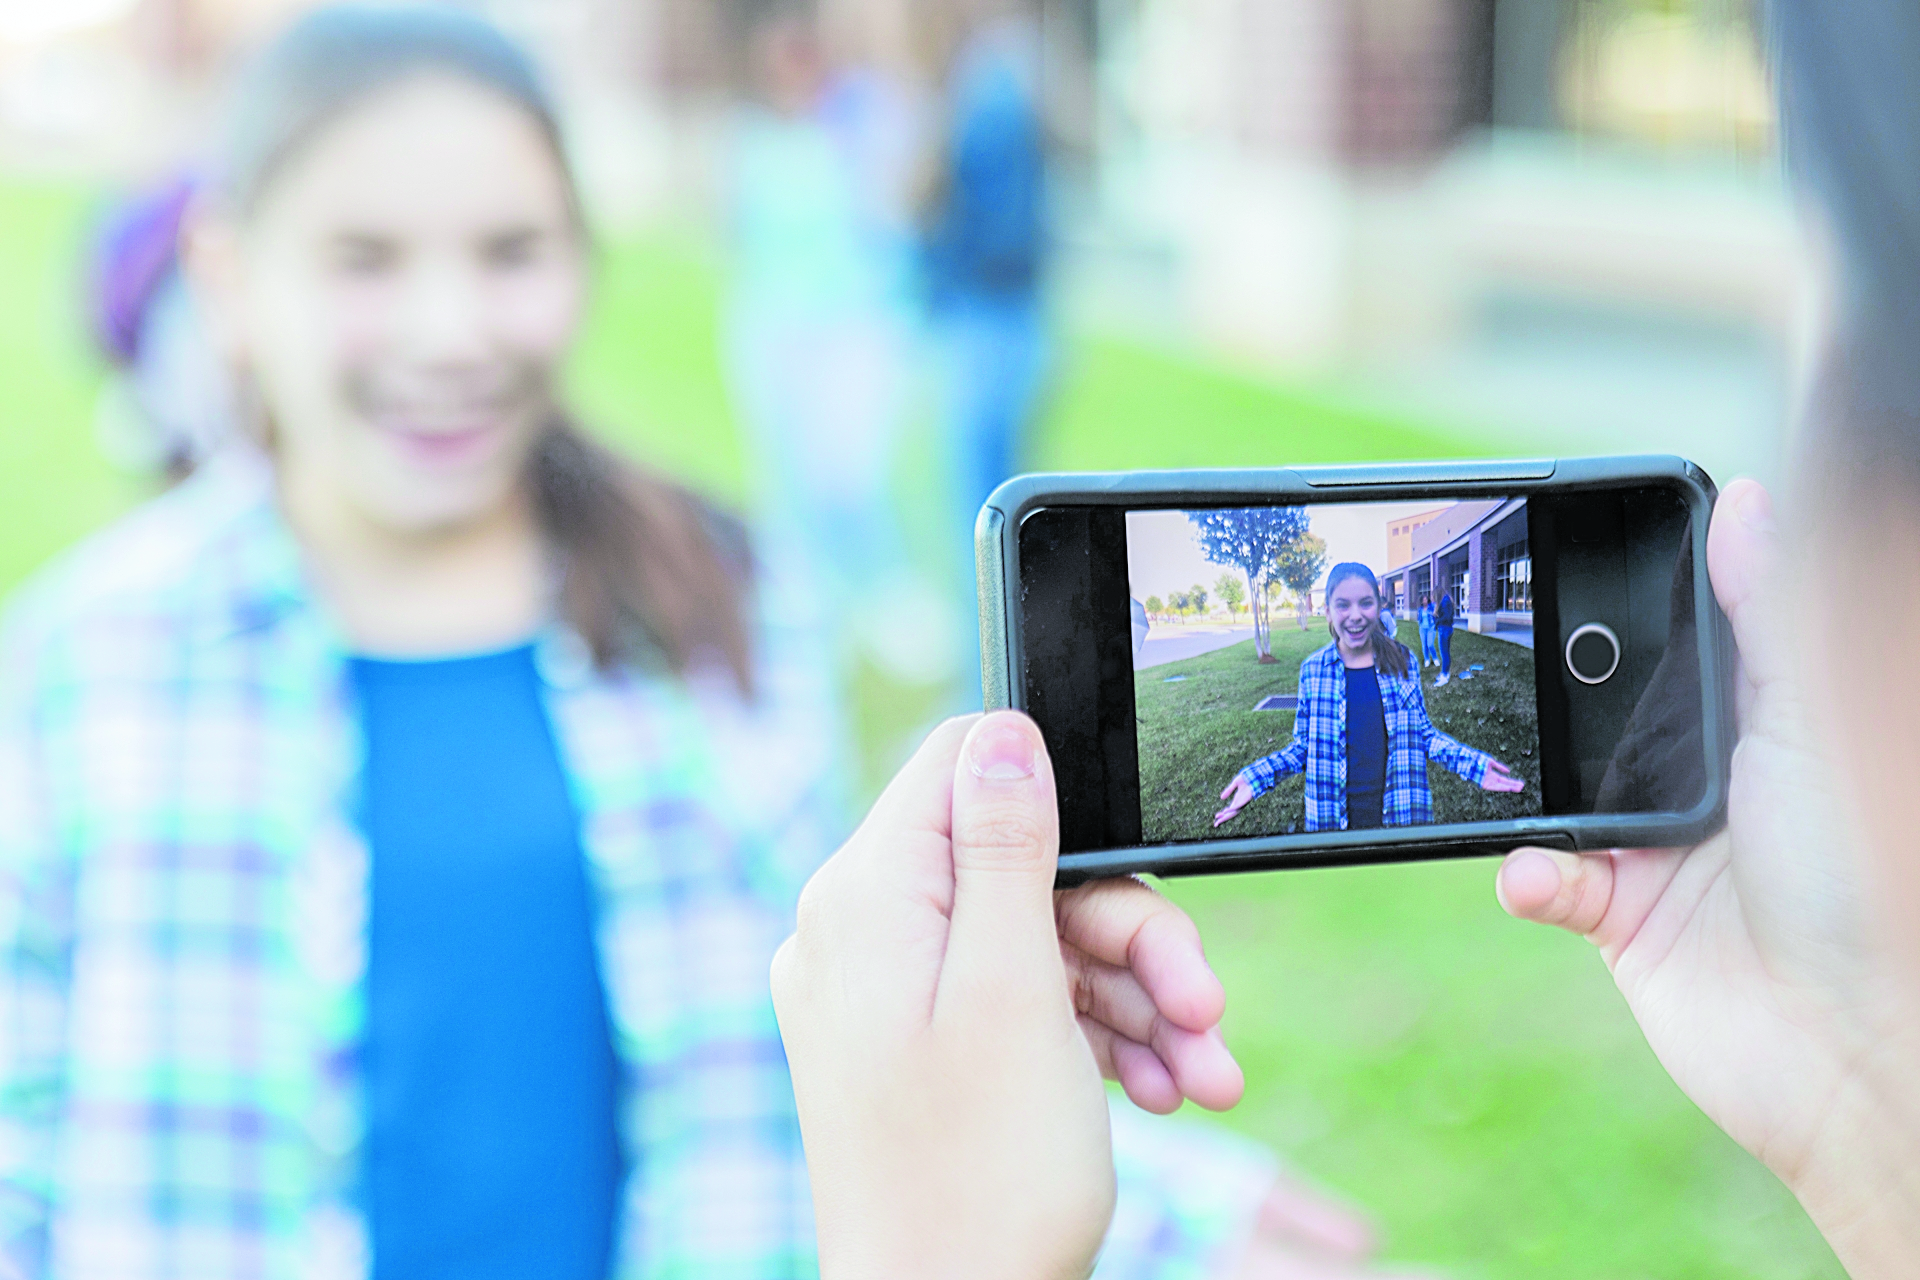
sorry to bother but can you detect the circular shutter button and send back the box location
[1565,623,1621,685]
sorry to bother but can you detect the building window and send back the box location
[1498,544,1532,612]
[1448,563,1468,607]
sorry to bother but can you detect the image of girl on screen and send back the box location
[1212,563,1524,831]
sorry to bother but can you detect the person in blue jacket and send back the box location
[1434,588,1457,685]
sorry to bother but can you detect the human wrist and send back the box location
[1780,1030,1920,1276]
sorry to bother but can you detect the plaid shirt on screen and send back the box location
[1236,643,1494,832]
[0,453,1265,1280]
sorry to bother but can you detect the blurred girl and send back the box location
[3,9,841,1276]
[1215,563,1522,831]
[0,7,1361,1278]
[1416,592,1437,669]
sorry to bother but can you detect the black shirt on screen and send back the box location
[1344,666,1388,830]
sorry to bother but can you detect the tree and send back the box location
[1189,585,1208,616]
[1273,532,1328,634]
[1145,595,1164,620]
[1187,506,1310,660]
[1214,573,1245,617]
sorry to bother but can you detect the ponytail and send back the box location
[531,421,754,694]
[1371,624,1411,679]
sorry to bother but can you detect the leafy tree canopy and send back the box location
[1189,506,1310,579]
[1274,531,1329,594]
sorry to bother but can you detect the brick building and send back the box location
[1385,505,1448,576]
[1381,498,1530,642]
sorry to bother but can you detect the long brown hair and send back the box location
[215,4,753,690]
[1325,562,1409,679]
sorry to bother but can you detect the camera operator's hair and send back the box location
[212,4,753,691]
[1325,562,1409,678]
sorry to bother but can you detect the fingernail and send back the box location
[968,722,1037,782]
[1734,483,1775,534]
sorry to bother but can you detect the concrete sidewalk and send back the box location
[1135,625,1256,670]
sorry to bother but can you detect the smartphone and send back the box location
[976,456,1735,884]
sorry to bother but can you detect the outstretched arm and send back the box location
[1216,687,1311,826]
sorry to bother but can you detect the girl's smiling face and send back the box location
[1328,576,1380,655]
[195,74,588,536]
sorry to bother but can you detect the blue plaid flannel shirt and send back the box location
[0,453,1268,1280]
[1236,643,1494,831]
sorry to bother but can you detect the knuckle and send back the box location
[956,800,1050,858]
[1555,857,1612,932]
[1067,951,1098,1016]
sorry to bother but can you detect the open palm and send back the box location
[1498,480,1920,1273]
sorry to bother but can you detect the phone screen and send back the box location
[1126,499,1543,843]
[1014,483,1710,856]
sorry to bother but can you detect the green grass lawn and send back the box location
[1137,628,1541,842]
[0,180,1840,1278]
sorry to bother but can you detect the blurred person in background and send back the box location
[721,0,955,688]
[1432,588,1455,685]
[88,173,238,481]
[920,0,1051,706]
[0,5,1431,1278]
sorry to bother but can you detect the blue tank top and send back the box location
[350,644,622,1279]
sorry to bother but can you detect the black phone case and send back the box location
[975,456,1735,885]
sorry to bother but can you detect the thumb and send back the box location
[942,712,1064,989]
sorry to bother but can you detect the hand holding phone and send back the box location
[772,712,1243,1280]
[1498,481,1920,1274]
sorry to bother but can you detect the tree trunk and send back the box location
[1251,572,1271,659]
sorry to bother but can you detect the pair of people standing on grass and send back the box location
[1213,563,1522,832]
[1415,593,1438,669]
